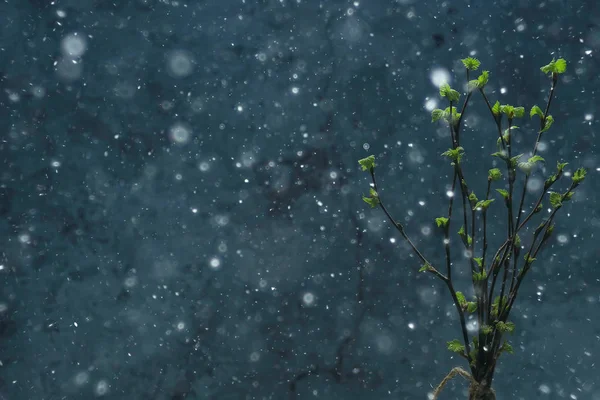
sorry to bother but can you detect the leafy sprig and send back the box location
[359,56,586,395]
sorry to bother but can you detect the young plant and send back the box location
[359,57,586,399]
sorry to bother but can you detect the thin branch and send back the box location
[369,166,477,366]
[369,169,447,282]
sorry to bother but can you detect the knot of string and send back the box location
[431,367,491,399]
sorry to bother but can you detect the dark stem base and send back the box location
[469,382,496,400]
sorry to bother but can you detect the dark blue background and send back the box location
[1,0,598,399]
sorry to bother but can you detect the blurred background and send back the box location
[0,0,599,399]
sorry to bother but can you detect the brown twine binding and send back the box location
[431,367,495,399]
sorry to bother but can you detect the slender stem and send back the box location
[445,174,458,281]
[450,101,457,147]
[510,75,559,296]
[481,179,492,322]
[508,243,519,297]
[445,279,475,370]
[455,68,473,143]
[368,167,478,367]
[478,90,507,150]
[486,243,510,317]
[368,170,446,282]
[496,117,516,323]
[504,183,576,319]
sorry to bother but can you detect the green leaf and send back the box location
[362,195,380,208]
[419,263,432,273]
[573,167,587,184]
[540,61,554,75]
[467,80,479,92]
[554,58,567,73]
[509,154,524,169]
[495,189,509,200]
[447,339,465,354]
[481,325,493,335]
[466,302,477,313]
[543,224,555,240]
[501,125,518,144]
[468,191,479,203]
[499,341,514,354]
[563,191,575,202]
[534,222,546,236]
[457,226,472,246]
[473,270,487,281]
[477,70,489,88]
[541,58,567,75]
[491,151,508,161]
[557,161,568,173]
[474,199,494,211]
[492,101,502,116]
[448,90,461,103]
[496,136,505,151]
[362,187,380,208]
[358,155,375,172]
[441,147,465,163]
[469,337,479,366]
[549,191,562,208]
[529,155,545,164]
[530,105,544,119]
[473,257,483,268]
[518,155,545,175]
[524,253,537,264]
[544,174,557,190]
[442,106,462,125]
[431,109,445,123]
[488,168,502,181]
[541,115,554,132]
[514,107,525,118]
[518,161,534,175]
[496,321,516,333]
[502,105,515,118]
[456,291,467,307]
[491,296,508,317]
[501,105,524,120]
[440,83,460,103]
[435,217,449,228]
[461,57,481,71]
[467,71,490,91]
[514,234,521,248]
